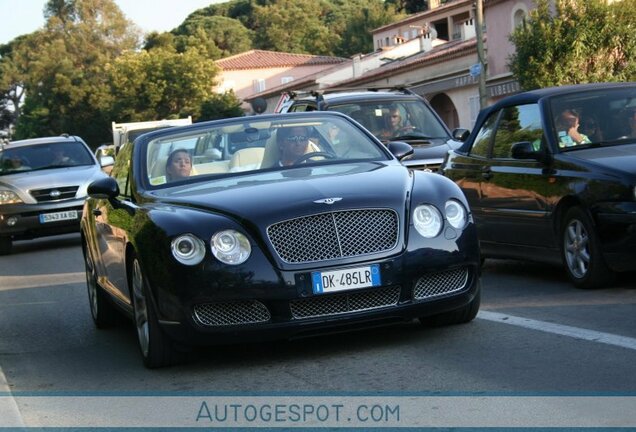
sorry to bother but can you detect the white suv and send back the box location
[0,135,110,254]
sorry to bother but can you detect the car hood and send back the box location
[566,143,636,176]
[1,165,104,195]
[152,162,412,225]
[397,137,458,167]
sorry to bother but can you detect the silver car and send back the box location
[0,135,111,255]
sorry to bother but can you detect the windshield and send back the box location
[551,87,636,150]
[328,99,450,143]
[0,141,94,175]
[144,115,389,188]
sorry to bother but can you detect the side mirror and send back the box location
[511,141,548,163]
[99,155,114,167]
[87,177,119,200]
[452,128,470,142]
[387,141,414,161]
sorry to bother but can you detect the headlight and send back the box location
[0,190,22,205]
[211,230,251,265]
[413,204,443,238]
[171,234,206,265]
[445,199,467,229]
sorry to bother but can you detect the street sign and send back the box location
[469,63,482,77]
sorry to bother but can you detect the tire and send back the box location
[561,207,614,289]
[130,255,183,368]
[0,236,12,255]
[419,282,481,327]
[84,247,119,328]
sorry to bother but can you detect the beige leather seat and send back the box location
[228,147,265,172]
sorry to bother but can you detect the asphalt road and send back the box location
[1,234,635,427]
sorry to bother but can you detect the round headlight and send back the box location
[445,199,467,229]
[413,204,443,238]
[171,234,206,265]
[211,230,251,265]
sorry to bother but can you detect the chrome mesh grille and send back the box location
[290,286,400,319]
[30,186,79,202]
[413,268,469,300]
[267,209,398,264]
[193,301,271,326]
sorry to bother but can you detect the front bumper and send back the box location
[594,201,636,272]
[0,200,84,240]
[156,258,480,346]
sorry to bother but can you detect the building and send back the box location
[244,0,534,129]
[215,50,348,110]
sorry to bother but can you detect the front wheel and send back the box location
[561,207,614,289]
[130,255,183,368]
[419,283,481,327]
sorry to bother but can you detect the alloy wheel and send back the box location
[563,218,590,279]
[132,259,150,358]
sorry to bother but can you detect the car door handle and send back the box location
[92,209,102,216]
[481,167,492,180]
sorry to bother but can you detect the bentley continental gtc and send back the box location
[81,112,481,367]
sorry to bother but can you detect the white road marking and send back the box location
[478,310,636,351]
[0,366,24,427]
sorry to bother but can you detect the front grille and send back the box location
[30,186,79,202]
[407,163,441,173]
[267,209,398,264]
[413,268,469,300]
[193,301,271,327]
[290,286,401,319]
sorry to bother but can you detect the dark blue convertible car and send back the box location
[82,112,480,367]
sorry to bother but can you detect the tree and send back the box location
[329,0,402,57]
[252,0,337,55]
[509,0,636,90]
[13,0,140,144]
[173,15,253,59]
[199,91,245,121]
[107,47,219,122]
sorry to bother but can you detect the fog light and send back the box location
[7,217,18,226]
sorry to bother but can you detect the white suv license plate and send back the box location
[39,210,78,224]
[312,264,381,294]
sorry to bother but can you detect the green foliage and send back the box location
[173,16,253,59]
[509,0,636,89]
[107,47,219,122]
[199,91,245,121]
[177,0,400,57]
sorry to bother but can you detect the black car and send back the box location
[441,82,636,289]
[277,87,469,172]
[81,112,481,368]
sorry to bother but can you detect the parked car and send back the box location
[441,82,636,289]
[81,111,481,368]
[0,134,111,255]
[277,87,469,172]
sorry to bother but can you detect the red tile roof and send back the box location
[216,50,347,70]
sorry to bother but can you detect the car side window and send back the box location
[288,103,310,112]
[470,111,499,158]
[492,104,543,159]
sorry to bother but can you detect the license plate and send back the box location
[311,264,381,294]
[39,210,78,223]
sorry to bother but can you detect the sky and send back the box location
[0,0,226,45]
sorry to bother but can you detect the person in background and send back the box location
[378,106,413,140]
[555,108,591,147]
[165,149,192,181]
[580,114,603,143]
